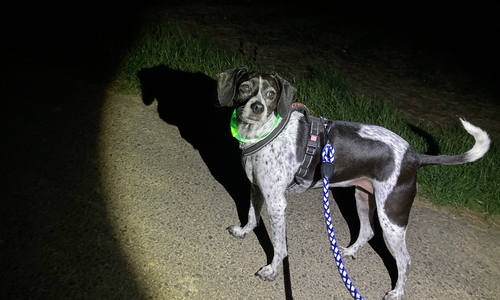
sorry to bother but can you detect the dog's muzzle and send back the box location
[251,102,264,115]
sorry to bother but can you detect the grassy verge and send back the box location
[114,24,259,94]
[113,23,499,215]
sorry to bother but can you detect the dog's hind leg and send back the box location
[341,186,376,259]
[377,182,415,300]
[378,217,410,300]
[255,194,288,281]
[228,184,264,238]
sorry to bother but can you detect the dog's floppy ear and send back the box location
[217,68,248,106]
[274,74,297,117]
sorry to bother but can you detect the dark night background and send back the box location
[1,0,498,298]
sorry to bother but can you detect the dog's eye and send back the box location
[266,91,276,99]
[239,84,250,93]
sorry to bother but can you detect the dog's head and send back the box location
[217,68,296,125]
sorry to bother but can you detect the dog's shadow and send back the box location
[138,66,250,217]
[137,65,277,286]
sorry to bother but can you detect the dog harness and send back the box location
[290,103,327,187]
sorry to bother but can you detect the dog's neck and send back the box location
[234,110,294,157]
[235,112,282,143]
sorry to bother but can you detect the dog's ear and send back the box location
[217,68,248,106]
[274,74,297,117]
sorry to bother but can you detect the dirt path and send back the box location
[98,92,500,300]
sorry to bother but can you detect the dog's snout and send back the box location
[251,102,264,114]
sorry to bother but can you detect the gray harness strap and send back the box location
[294,116,324,185]
[290,103,326,186]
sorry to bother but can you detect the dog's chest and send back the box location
[242,115,302,190]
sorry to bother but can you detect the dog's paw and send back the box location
[340,246,357,259]
[227,225,247,239]
[255,265,278,281]
[383,289,403,300]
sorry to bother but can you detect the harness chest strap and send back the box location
[294,115,323,184]
[290,103,327,186]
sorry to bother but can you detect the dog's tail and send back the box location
[419,119,490,167]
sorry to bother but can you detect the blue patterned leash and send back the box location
[321,135,364,300]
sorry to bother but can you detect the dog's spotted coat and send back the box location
[217,68,490,300]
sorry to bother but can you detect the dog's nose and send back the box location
[251,102,264,114]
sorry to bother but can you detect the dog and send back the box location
[216,68,490,300]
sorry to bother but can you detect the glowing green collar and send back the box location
[230,109,281,144]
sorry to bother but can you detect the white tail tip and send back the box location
[460,118,491,162]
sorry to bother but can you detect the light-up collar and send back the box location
[230,109,281,144]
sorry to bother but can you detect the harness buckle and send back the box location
[306,134,319,155]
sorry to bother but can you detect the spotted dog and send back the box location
[216,68,490,300]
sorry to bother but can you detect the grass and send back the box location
[113,23,500,215]
[114,24,259,94]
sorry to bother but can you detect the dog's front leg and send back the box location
[228,184,264,238]
[256,195,287,281]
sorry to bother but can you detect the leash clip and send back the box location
[321,143,335,178]
[321,120,336,179]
